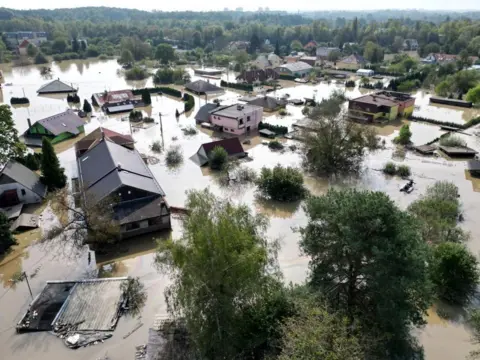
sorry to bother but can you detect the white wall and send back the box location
[211,107,263,135]
[0,183,42,204]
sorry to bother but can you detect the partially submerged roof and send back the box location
[37,79,77,94]
[114,196,170,224]
[0,203,23,220]
[350,91,414,108]
[75,127,134,155]
[194,103,219,122]
[191,138,245,166]
[277,62,313,72]
[32,109,85,136]
[468,159,480,171]
[10,213,39,231]
[439,145,477,157]
[0,160,47,198]
[185,80,225,94]
[247,96,286,110]
[210,103,262,119]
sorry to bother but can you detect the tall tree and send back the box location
[352,16,358,42]
[40,137,66,190]
[83,99,92,113]
[156,189,293,359]
[72,37,79,53]
[141,89,151,105]
[26,43,37,57]
[363,41,384,63]
[300,189,432,358]
[154,43,175,64]
[249,32,261,54]
[0,212,16,255]
[119,49,134,65]
[275,39,280,56]
[0,105,25,164]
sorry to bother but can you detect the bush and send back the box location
[259,122,288,135]
[220,80,253,91]
[393,124,412,145]
[67,93,80,103]
[439,134,467,148]
[99,54,108,60]
[345,80,356,87]
[16,153,42,171]
[143,117,155,123]
[10,97,29,105]
[257,164,307,201]
[83,99,92,113]
[133,87,182,98]
[125,66,149,80]
[182,126,198,135]
[209,146,228,170]
[165,146,183,166]
[150,140,162,153]
[268,140,284,150]
[129,110,143,122]
[382,162,397,175]
[34,52,48,64]
[183,93,195,112]
[430,242,479,305]
[278,108,288,116]
[233,166,257,183]
[141,89,152,105]
[397,164,411,177]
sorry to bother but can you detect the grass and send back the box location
[439,135,467,148]
[165,145,183,166]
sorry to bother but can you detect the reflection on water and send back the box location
[255,196,301,219]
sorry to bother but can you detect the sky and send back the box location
[3,0,480,11]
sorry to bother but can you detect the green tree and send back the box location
[274,39,280,56]
[192,31,203,48]
[466,84,480,104]
[155,43,175,64]
[257,165,307,202]
[72,38,79,53]
[394,124,412,144]
[153,68,174,84]
[300,189,432,358]
[363,41,384,63]
[141,89,151,105]
[234,50,249,70]
[430,242,479,305]
[249,33,261,54]
[0,105,25,164]
[34,52,48,64]
[301,92,378,176]
[435,80,451,97]
[83,99,92,113]
[208,146,228,170]
[352,17,358,42]
[119,49,134,65]
[120,36,151,61]
[0,212,17,255]
[327,49,341,62]
[290,40,303,52]
[80,40,87,52]
[156,189,293,359]
[52,38,68,53]
[40,137,66,190]
[451,70,480,94]
[26,43,37,57]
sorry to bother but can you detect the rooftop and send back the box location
[0,160,47,198]
[350,91,414,107]
[210,103,262,119]
[191,138,245,166]
[75,127,134,155]
[185,80,225,94]
[194,103,219,122]
[37,79,77,94]
[247,96,287,110]
[340,53,366,64]
[277,62,313,72]
[31,109,85,136]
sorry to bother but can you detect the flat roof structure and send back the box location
[350,91,414,107]
[439,145,477,157]
[210,104,262,119]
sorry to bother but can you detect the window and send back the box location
[239,119,244,125]
[247,116,251,122]
[21,189,26,196]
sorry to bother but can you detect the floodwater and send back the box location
[1,59,480,359]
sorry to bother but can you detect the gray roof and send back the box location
[0,160,47,197]
[194,103,218,122]
[185,80,225,94]
[277,62,312,73]
[210,103,262,119]
[316,47,340,57]
[114,196,169,224]
[247,96,286,110]
[37,79,77,94]
[78,139,164,202]
[34,109,85,136]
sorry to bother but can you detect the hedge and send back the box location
[183,93,195,112]
[408,115,480,130]
[220,80,253,91]
[132,87,181,98]
[345,80,355,87]
[10,97,29,105]
[259,122,288,135]
[278,74,296,81]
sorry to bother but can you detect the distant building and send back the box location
[299,56,317,67]
[348,91,416,122]
[21,109,85,147]
[246,96,287,112]
[252,53,282,69]
[304,41,318,50]
[236,68,279,84]
[37,79,78,94]
[403,39,419,51]
[275,62,313,77]
[356,68,374,77]
[337,54,366,70]
[422,53,479,65]
[316,47,340,60]
[0,160,47,207]
[18,39,32,56]
[185,80,225,95]
[190,138,246,166]
[209,104,263,135]
[92,90,138,114]
[4,31,47,46]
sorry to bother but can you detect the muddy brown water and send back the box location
[1,59,480,359]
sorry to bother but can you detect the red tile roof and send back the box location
[18,39,31,48]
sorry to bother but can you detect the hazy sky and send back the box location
[4,0,480,11]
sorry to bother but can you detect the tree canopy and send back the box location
[155,43,175,64]
[0,105,25,164]
[40,137,66,190]
[0,212,17,255]
[257,165,307,202]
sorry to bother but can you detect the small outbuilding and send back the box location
[190,138,246,166]
[439,145,477,158]
[37,79,77,94]
[194,103,219,123]
[468,159,480,177]
[259,129,276,138]
[247,96,287,112]
[185,80,225,95]
[356,68,374,77]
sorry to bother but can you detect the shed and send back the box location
[37,79,77,94]
[10,213,39,231]
[356,69,374,77]
[259,129,276,138]
[439,145,477,158]
[413,144,436,155]
[190,138,246,166]
[468,159,480,176]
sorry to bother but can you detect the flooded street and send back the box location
[1,59,480,359]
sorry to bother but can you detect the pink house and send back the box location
[209,104,263,136]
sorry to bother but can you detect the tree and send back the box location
[435,80,451,97]
[300,189,432,358]
[391,36,404,53]
[0,212,17,255]
[363,41,384,63]
[430,242,479,305]
[466,84,480,104]
[257,165,307,202]
[279,298,365,360]
[451,70,480,94]
[72,38,79,53]
[327,49,341,62]
[34,52,48,64]
[352,17,358,42]
[153,68,174,84]
[234,50,249,70]
[290,40,303,52]
[394,124,412,144]
[40,137,66,190]
[208,146,228,170]
[249,33,261,54]
[120,36,151,61]
[156,189,293,359]
[0,105,25,164]
[26,43,37,57]
[301,92,378,176]
[52,38,68,53]
[155,43,175,64]
[274,39,280,56]
[141,89,151,105]
[80,40,87,52]
[119,49,134,65]
[83,99,92,113]
[192,31,203,48]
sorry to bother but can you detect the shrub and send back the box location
[345,80,356,87]
[125,66,149,80]
[278,108,288,116]
[257,165,307,202]
[143,117,155,123]
[394,124,412,145]
[233,166,257,183]
[439,134,467,148]
[34,52,48,64]
[165,145,183,166]
[182,126,198,135]
[268,140,284,150]
[397,164,411,177]
[99,54,108,60]
[183,93,195,112]
[67,93,80,103]
[142,89,152,105]
[382,162,397,175]
[209,146,229,170]
[220,80,253,91]
[150,140,162,153]
[83,99,92,113]
[10,97,29,105]
[129,110,143,122]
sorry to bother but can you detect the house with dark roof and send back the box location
[190,138,246,166]
[236,69,279,84]
[37,79,78,94]
[77,139,171,239]
[194,103,219,123]
[185,80,225,95]
[275,62,313,78]
[75,127,134,156]
[92,90,138,114]
[348,91,415,122]
[246,96,287,112]
[21,109,85,147]
[0,160,47,207]
[337,53,366,70]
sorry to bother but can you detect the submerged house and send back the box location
[37,79,77,94]
[210,104,263,135]
[236,69,279,84]
[21,109,85,147]
[92,90,138,114]
[0,160,47,207]
[337,54,366,70]
[348,91,415,122]
[75,127,134,156]
[185,80,225,95]
[246,96,287,112]
[77,138,171,238]
[190,138,246,166]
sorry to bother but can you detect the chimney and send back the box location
[27,118,32,128]
[117,162,122,170]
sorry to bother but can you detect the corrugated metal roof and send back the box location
[0,160,47,197]
[37,79,77,94]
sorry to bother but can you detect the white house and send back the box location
[252,53,282,69]
[356,68,374,77]
[0,160,47,207]
[209,104,263,135]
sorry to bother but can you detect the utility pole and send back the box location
[159,112,164,148]
[22,272,33,300]
[22,87,26,98]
